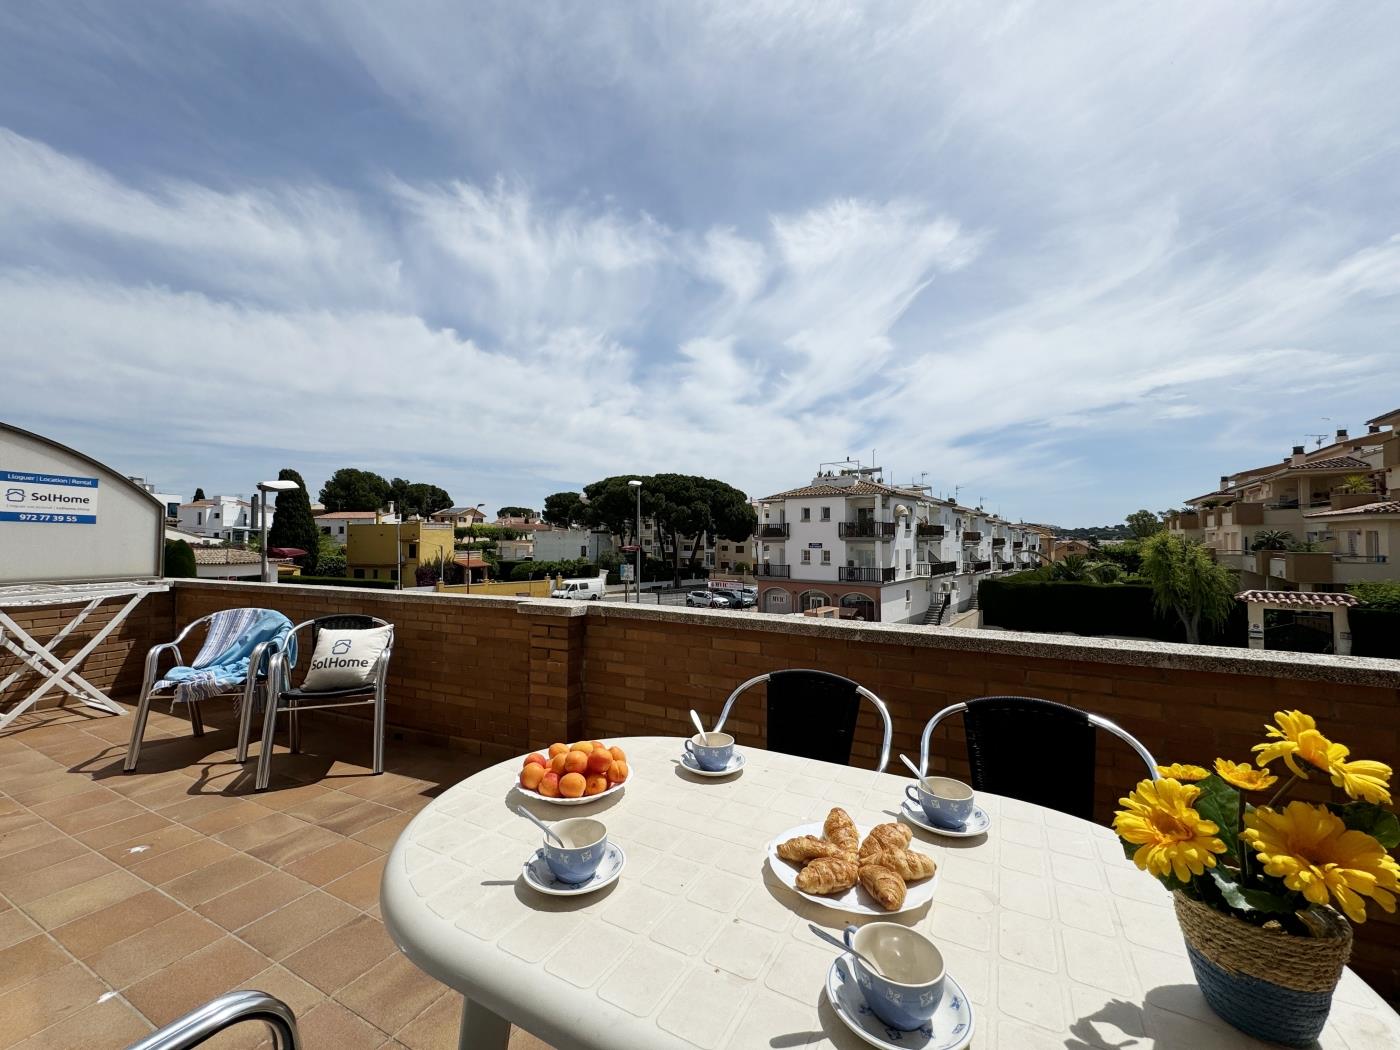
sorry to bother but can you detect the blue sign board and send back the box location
[1,470,99,524]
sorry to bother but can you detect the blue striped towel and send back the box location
[154,608,295,704]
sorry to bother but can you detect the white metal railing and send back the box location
[914,562,933,577]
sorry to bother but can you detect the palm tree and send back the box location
[1337,473,1374,496]
[1050,554,1121,583]
[1250,529,1294,552]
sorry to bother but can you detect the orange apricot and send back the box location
[519,764,546,790]
[548,742,569,758]
[538,772,561,797]
[523,752,546,769]
[570,741,595,755]
[590,740,607,752]
[607,759,629,784]
[584,774,609,796]
[559,772,586,798]
[549,752,568,774]
[609,745,626,762]
[586,750,613,776]
[563,750,589,774]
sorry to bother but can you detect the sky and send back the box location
[3,4,1400,526]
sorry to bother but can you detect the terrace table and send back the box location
[381,737,1399,1050]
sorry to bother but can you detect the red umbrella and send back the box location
[266,547,308,558]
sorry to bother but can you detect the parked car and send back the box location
[729,590,756,608]
[686,590,730,608]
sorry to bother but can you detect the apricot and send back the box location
[520,764,546,790]
[586,750,613,776]
[559,772,587,798]
[607,759,629,783]
[523,752,546,769]
[570,741,595,755]
[584,774,609,796]
[591,740,607,752]
[563,750,589,774]
[548,742,569,758]
[549,752,568,774]
[609,745,626,762]
[538,772,561,797]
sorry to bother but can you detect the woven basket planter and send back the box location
[1173,891,1351,1047]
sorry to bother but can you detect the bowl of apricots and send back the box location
[516,741,630,806]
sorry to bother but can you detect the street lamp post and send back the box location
[256,479,299,583]
[628,479,642,603]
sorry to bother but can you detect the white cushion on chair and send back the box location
[301,626,392,691]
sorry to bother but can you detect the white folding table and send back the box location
[0,579,170,729]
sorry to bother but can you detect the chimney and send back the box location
[1291,445,1306,466]
[1370,424,1382,434]
[1219,475,1229,489]
[1336,429,1348,440]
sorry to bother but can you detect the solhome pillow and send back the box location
[301,626,392,691]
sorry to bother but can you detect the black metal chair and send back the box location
[258,615,393,791]
[712,669,893,772]
[916,695,1159,819]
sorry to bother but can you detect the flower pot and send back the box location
[1173,891,1351,1047]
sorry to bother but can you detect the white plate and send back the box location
[826,955,974,1050]
[522,842,626,896]
[900,799,991,839]
[515,779,627,806]
[766,821,939,916]
[679,751,746,777]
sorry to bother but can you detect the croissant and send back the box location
[859,862,907,911]
[823,808,860,853]
[796,856,860,895]
[863,848,937,882]
[859,822,912,858]
[777,835,845,864]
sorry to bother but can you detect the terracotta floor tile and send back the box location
[0,908,39,951]
[87,910,224,988]
[214,812,309,852]
[0,838,88,882]
[101,822,203,868]
[338,772,427,802]
[238,891,360,961]
[299,1000,389,1050]
[0,935,69,997]
[0,961,110,1044]
[7,994,151,1050]
[283,914,396,994]
[281,788,366,824]
[72,810,171,850]
[50,888,184,959]
[0,806,43,835]
[153,791,247,825]
[8,771,97,806]
[393,992,461,1050]
[323,856,388,911]
[195,870,314,932]
[4,850,116,905]
[28,785,120,823]
[246,782,334,813]
[351,812,414,851]
[0,824,55,862]
[124,935,270,1026]
[161,851,271,907]
[509,1028,556,1050]
[46,796,147,837]
[103,768,191,800]
[245,825,341,867]
[183,798,275,837]
[127,837,236,885]
[24,868,147,929]
[283,839,382,887]
[337,951,448,1036]
[245,962,325,1017]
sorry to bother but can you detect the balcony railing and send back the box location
[839,566,897,583]
[1012,541,1023,549]
[838,521,897,539]
[972,559,991,572]
[758,523,789,539]
[928,560,957,575]
[991,537,1006,547]
[962,531,982,543]
[913,562,932,578]
[756,563,791,578]
[1335,555,1389,563]
[916,523,944,538]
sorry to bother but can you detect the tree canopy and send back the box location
[1124,509,1164,540]
[267,468,321,572]
[497,505,536,519]
[1139,533,1237,644]
[192,487,206,502]
[388,477,453,518]
[319,468,451,517]
[542,491,585,528]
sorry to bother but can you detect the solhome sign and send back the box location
[1,470,99,525]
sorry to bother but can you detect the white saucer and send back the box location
[767,822,938,916]
[680,751,746,777]
[901,799,991,838]
[521,842,626,896]
[826,955,974,1050]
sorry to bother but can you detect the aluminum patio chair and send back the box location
[712,669,893,772]
[916,695,1159,820]
[255,614,394,791]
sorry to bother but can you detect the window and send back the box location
[196,512,203,526]
[821,550,831,564]
[580,545,588,557]
[165,502,179,517]
[390,569,398,581]
[820,506,831,521]
[354,568,365,579]
[801,549,811,563]
[321,526,331,535]
[905,551,912,569]
[408,543,418,558]
[801,507,811,522]
[905,589,911,604]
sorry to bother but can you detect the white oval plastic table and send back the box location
[380,736,1399,1050]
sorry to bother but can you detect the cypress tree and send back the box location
[164,539,197,578]
[267,468,321,574]
[193,487,206,502]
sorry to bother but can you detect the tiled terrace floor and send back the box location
[0,701,551,1050]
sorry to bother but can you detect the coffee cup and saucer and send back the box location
[680,731,745,777]
[521,817,626,896]
[901,776,991,838]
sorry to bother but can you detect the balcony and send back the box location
[1223,501,1264,526]
[838,520,896,539]
[839,565,897,583]
[913,562,932,578]
[916,523,944,538]
[927,559,958,575]
[1256,550,1334,585]
[972,559,992,572]
[1012,540,1023,549]
[962,530,983,544]
[756,562,791,578]
[991,537,1006,548]
[758,523,790,538]
[1333,555,1393,584]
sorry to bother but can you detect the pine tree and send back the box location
[193,487,206,502]
[267,468,321,573]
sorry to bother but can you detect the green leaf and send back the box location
[1209,869,1295,915]
[1193,775,1241,860]
[1329,802,1400,849]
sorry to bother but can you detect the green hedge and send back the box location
[1350,607,1400,659]
[285,575,397,590]
[980,576,1245,646]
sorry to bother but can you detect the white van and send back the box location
[551,574,607,601]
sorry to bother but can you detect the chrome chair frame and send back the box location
[258,617,393,791]
[713,670,893,773]
[124,990,300,1050]
[916,697,1160,780]
[124,613,282,773]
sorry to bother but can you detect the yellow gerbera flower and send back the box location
[1242,802,1400,924]
[1214,758,1278,792]
[1157,763,1210,782]
[1252,710,1335,778]
[1327,753,1393,807]
[1114,778,1228,882]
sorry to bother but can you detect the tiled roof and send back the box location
[1304,500,1400,518]
[315,511,380,520]
[1281,455,1372,472]
[192,548,262,565]
[1185,489,1232,504]
[1366,407,1400,425]
[761,480,927,501]
[1235,589,1359,608]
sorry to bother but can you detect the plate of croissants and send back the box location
[767,807,938,915]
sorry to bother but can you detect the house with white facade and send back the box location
[533,526,615,563]
[176,496,267,544]
[315,509,396,546]
[127,477,182,522]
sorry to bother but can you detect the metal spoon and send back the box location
[899,753,923,779]
[689,709,707,738]
[807,924,884,976]
[515,805,564,847]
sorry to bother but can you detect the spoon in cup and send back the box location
[515,805,564,847]
[807,923,884,976]
[689,709,707,738]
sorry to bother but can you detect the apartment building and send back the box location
[752,463,1043,623]
[346,520,454,584]
[431,506,486,526]
[1166,407,1399,591]
[176,495,266,544]
[315,509,397,546]
[127,477,182,523]
[532,526,613,563]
